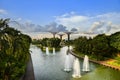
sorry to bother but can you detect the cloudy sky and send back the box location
[0,0,120,34]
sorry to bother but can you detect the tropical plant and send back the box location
[0,19,31,80]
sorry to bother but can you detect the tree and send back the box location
[74,37,88,54]
[91,34,117,60]
[48,38,61,48]
[73,33,119,60]
[0,19,31,80]
[110,32,120,51]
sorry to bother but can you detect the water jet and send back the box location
[82,55,90,72]
[72,58,81,78]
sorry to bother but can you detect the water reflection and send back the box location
[46,47,49,55]
[30,46,73,80]
[64,54,72,72]
[53,48,55,55]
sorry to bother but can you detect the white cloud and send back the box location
[90,12,120,34]
[8,19,67,33]
[16,18,22,21]
[90,21,105,32]
[5,12,120,35]
[55,12,89,31]
[0,9,7,14]
[55,12,120,34]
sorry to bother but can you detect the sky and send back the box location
[0,0,120,34]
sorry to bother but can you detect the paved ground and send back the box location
[21,55,35,80]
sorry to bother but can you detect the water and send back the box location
[82,55,90,72]
[53,48,55,55]
[64,54,72,72]
[30,45,120,80]
[46,47,49,55]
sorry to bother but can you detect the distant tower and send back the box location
[65,32,72,41]
[50,32,57,38]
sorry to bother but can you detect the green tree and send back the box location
[91,34,117,60]
[73,33,119,60]
[74,37,88,54]
[110,32,120,51]
[48,38,61,48]
[0,19,31,80]
[41,38,49,47]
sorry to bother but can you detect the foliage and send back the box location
[40,38,49,47]
[65,40,74,46]
[115,56,120,64]
[47,38,61,47]
[92,34,117,60]
[32,38,61,48]
[73,32,120,60]
[110,32,120,51]
[0,19,31,80]
[32,39,41,45]
[107,56,120,67]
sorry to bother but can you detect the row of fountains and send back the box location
[64,54,90,78]
[45,47,90,78]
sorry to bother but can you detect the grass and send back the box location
[106,56,120,67]
[73,49,120,68]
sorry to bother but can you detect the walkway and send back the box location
[99,61,120,71]
[21,55,35,80]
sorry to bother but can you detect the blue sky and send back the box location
[0,0,120,34]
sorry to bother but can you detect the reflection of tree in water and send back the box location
[39,47,60,53]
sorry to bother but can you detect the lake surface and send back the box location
[30,45,120,80]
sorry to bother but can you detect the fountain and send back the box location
[53,48,55,55]
[64,54,71,72]
[82,55,90,72]
[69,46,72,50]
[72,58,81,78]
[46,47,49,55]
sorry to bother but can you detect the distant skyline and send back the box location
[0,0,120,34]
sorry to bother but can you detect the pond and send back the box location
[30,45,120,80]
